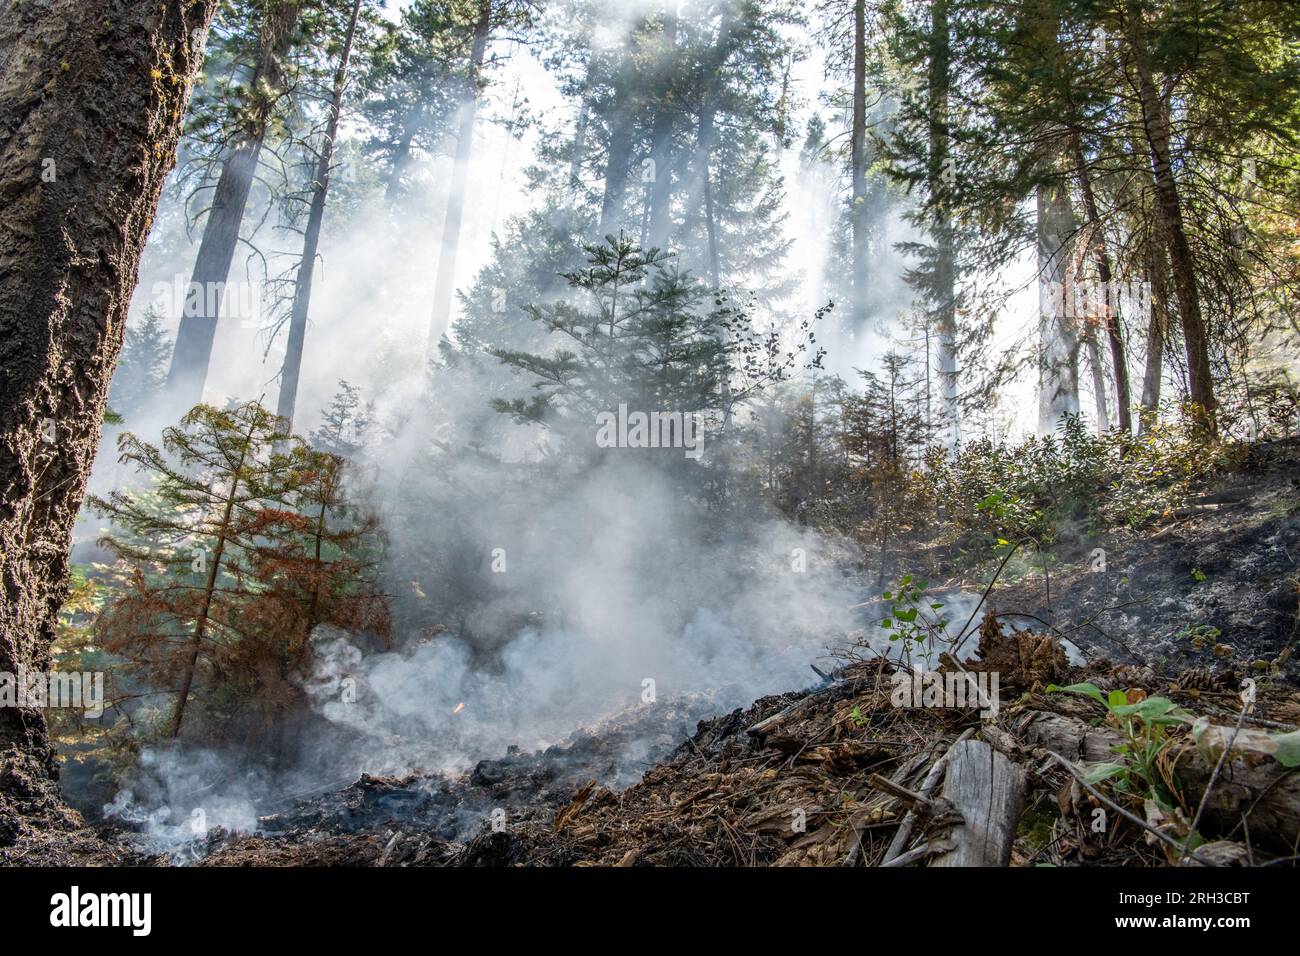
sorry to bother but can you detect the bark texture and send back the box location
[0,0,219,860]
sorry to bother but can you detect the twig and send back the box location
[1180,697,1251,864]
[867,773,936,809]
[1043,751,1219,867]
[949,543,1021,658]
[881,838,955,867]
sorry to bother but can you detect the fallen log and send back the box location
[1016,709,1300,850]
[746,680,859,737]
[881,728,975,864]
[929,739,1026,866]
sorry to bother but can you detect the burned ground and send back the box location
[48,443,1300,867]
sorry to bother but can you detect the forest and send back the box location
[1,0,1299,882]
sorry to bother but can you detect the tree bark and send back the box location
[164,0,302,409]
[0,0,220,853]
[427,0,491,352]
[1037,164,1081,432]
[1122,0,1216,433]
[275,0,363,432]
[1139,248,1168,433]
[1071,131,1132,432]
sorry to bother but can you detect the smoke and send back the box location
[73,0,995,851]
[301,454,866,775]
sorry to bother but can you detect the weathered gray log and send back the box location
[882,728,975,864]
[929,739,1026,867]
[1017,709,1300,850]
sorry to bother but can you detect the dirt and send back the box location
[192,636,1300,867]
[992,439,1300,679]
[26,441,1300,867]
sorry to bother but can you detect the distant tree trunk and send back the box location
[566,51,595,205]
[1139,248,1169,433]
[598,23,646,238]
[645,14,679,251]
[386,121,417,205]
[1084,327,1111,432]
[0,0,219,847]
[427,0,492,352]
[165,0,302,409]
[276,0,363,432]
[690,11,736,291]
[1123,0,1216,433]
[928,0,958,447]
[850,0,868,330]
[1037,168,1081,432]
[1071,131,1132,432]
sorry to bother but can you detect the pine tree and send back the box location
[310,380,373,458]
[0,0,221,844]
[89,402,388,741]
[109,307,174,421]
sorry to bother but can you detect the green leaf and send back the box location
[1273,730,1300,768]
[1111,697,1177,720]
[1084,762,1127,786]
[1047,682,1105,705]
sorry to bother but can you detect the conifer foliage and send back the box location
[88,403,389,742]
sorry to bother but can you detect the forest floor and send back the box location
[13,440,1300,867]
[184,442,1300,867]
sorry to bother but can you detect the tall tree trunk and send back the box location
[850,0,868,330]
[0,0,220,852]
[598,21,648,238]
[1139,247,1169,433]
[164,0,302,409]
[386,120,417,204]
[566,50,595,206]
[599,86,636,237]
[1037,169,1081,432]
[1084,326,1112,432]
[1122,0,1216,432]
[645,13,679,252]
[928,0,958,447]
[427,0,492,352]
[276,0,363,432]
[1071,131,1132,432]
[689,10,737,291]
